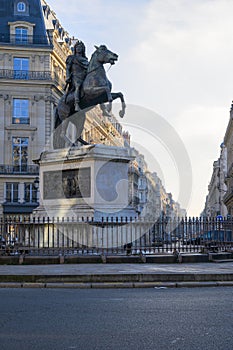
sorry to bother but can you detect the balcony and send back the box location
[0,69,65,86]
[0,33,52,47]
[0,164,39,175]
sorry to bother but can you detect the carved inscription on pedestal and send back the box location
[43,167,91,199]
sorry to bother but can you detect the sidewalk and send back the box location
[0,261,232,288]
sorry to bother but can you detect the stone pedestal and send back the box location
[33,144,137,221]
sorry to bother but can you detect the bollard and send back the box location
[178,254,182,263]
[208,253,213,262]
[59,255,65,264]
[101,254,106,263]
[173,249,182,263]
[19,255,24,265]
[139,252,146,263]
[124,243,132,256]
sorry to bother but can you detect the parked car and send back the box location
[183,237,202,245]
[202,230,232,242]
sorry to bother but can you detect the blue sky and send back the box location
[47,0,233,215]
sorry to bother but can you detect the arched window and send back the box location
[17,2,26,12]
[14,1,29,16]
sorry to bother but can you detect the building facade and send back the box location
[223,103,233,215]
[202,145,228,217]
[202,109,229,217]
[131,149,186,220]
[0,0,72,215]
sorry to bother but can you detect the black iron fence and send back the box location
[0,216,232,256]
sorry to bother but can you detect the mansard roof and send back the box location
[0,0,47,40]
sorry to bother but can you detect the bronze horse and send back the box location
[54,45,126,148]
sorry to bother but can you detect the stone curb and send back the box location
[0,273,233,283]
[0,252,232,265]
[0,281,232,289]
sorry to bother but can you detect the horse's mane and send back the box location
[87,49,100,73]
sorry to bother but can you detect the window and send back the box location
[12,137,28,172]
[14,1,29,15]
[5,183,19,203]
[13,57,29,79]
[13,99,29,124]
[24,183,37,203]
[17,2,26,12]
[15,27,28,43]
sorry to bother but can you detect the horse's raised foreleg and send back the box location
[111,92,126,118]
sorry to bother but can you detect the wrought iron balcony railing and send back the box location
[0,69,65,86]
[0,33,52,47]
[0,164,39,175]
[0,69,51,80]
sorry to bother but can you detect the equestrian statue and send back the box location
[53,41,126,148]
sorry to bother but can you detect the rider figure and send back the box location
[65,40,89,112]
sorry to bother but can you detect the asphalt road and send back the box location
[0,287,232,350]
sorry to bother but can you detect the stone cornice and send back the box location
[5,125,37,132]
[8,21,35,27]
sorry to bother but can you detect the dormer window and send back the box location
[14,0,29,16]
[15,27,28,43]
[8,21,34,44]
[17,2,26,12]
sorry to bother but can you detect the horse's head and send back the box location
[94,45,118,65]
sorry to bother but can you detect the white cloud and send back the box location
[129,0,233,107]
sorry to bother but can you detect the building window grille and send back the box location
[13,57,29,79]
[13,99,29,124]
[12,137,28,172]
[15,27,28,43]
[24,183,37,203]
[5,183,19,203]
